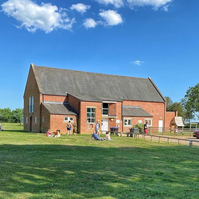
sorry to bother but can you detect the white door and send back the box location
[101,119,108,132]
[158,120,163,133]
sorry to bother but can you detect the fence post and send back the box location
[159,137,161,143]
[151,135,153,141]
[189,140,193,147]
[178,139,180,145]
[167,138,170,143]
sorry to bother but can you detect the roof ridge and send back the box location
[33,64,148,80]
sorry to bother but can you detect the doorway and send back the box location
[158,120,163,133]
[30,116,32,132]
[101,119,108,132]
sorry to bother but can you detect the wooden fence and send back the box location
[110,131,199,147]
[129,133,199,147]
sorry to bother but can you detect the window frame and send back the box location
[64,117,74,122]
[31,96,34,113]
[29,97,31,113]
[87,107,96,123]
[124,118,132,126]
[144,119,153,127]
[102,103,109,115]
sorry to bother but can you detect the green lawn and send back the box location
[0,123,199,199]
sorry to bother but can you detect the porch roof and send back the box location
[123,106,153,117]
[42,102,77,115]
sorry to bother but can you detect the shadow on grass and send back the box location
[0,144,199,198]
[2,130,27,133]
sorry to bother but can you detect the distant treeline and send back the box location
[0,108,23,123]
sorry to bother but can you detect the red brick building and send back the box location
[24,63,173,134]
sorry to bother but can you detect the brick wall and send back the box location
[165,111,178,128]
[50,114,77,134]
[40,104,51,133]
[68,95,80,113]
[123,100,166,128]
[108,102,122,132]
[24,66,41,132]
[122,116,152,132]
[43,95,67,103]
[80,101,102,134]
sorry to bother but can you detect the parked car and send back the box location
[193,130,199,138]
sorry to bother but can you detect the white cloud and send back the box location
[99,10,123,26]
[126,0,172,10]
[95,0,124,8]
[1,0,75,33]
[131,60,144,65]
[163,4,169,11]
[70,3,91,14]
[83,18,98,29]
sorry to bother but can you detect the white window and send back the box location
[145,119,152,127]
[87,107,96,123]
[124,119,132,126]
[42,116,44,122]
[29,97,31,113]
[26,117,28,124]
[64,117,74,122]
[35,116,37,124]
[28,96,34,113]
[31,96,34,113]
[102,103,109,115]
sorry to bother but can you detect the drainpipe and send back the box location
[122,101,123,133]
[164,101,166,129]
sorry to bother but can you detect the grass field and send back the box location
[0,123,199,199]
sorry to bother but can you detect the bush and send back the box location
[132,123,144,133]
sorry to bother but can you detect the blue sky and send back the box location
[0,0,199,110]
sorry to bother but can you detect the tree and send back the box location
[0,108,12,122]
[181,83,199,120]
[165,97,185,118]
[170,102,185,118]
[0,108,23,123]
[165,96,173,111]
[11,108,23,123]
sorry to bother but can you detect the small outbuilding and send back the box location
[170,116,184,133]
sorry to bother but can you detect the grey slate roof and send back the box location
[32,64,165,102]
[123,106,153,117]
[42,103,77,115]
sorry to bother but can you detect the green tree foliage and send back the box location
[170,102,185,118]
[11,108,24,123]
[181,83,199,120]
[165,96,185,118]
[165,96,173,111]
[0,108,23,123]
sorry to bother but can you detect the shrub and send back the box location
[132,123,144,133]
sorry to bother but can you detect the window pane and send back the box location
[87,107,96,123]
[103,103,108,108]
[87,118,91,123]
[103,109,108,115]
